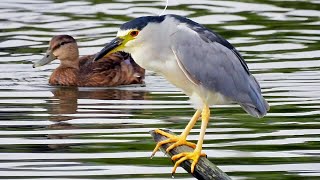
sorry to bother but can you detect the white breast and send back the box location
[126,17,230,109]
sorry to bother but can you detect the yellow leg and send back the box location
[151,109,201,158]
[171,104,210,174]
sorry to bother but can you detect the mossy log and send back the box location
[150,129,232,180]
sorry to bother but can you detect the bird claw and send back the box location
[151,129,205,176]
[171,151,206,175]
[166,140,196,152]
[151,129,196,157]
[151,138,172,157]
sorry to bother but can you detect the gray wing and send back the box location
[170,26,268,117]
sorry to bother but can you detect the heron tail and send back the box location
[239,98,269,118]
[240,76,269,118]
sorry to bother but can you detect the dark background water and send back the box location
[0,0,319,179]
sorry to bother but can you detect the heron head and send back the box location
[93,16,165,61]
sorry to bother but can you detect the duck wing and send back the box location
[78,52,144,87]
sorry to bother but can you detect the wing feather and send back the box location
[170,25,268,117]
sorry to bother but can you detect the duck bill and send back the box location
[93,37,124,62]
[33,50,56,68]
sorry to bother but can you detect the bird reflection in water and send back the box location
[46,86,146,150]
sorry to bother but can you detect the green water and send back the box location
[0,0,319,179]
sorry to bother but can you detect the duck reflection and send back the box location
[48,86,78,121]
[46,86,147,150]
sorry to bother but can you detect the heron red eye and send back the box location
[130,30,139,37]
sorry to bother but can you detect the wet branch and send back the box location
[150,129,232,180]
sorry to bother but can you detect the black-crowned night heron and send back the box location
[94,14,269,174]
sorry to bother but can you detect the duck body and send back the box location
[34,35,144,87]
[49,52,144,87]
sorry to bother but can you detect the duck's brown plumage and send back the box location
[34,35,145,87]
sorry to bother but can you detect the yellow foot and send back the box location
[171,151,207,175]
[151,129,196,158]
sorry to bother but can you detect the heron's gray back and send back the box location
[170,23,268,117]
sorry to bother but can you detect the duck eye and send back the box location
[130,30,139,37]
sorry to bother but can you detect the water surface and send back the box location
[0,0,319,179]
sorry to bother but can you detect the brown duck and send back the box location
[33,35,145,86]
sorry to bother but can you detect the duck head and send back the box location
[33,35,79,68]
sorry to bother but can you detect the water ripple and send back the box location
[0,0,319,179]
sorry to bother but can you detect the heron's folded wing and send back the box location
[170,25,268,117]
